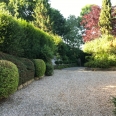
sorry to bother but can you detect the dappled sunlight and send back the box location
[102,85,116,90]
[102,85,116,97]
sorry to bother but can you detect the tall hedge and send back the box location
[98,0,112,35]
[0,12,56,61]
[0,13,24,56]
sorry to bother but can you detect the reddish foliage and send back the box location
[111,6,116,36]
[81,5,116,42]
[81,5,101,42]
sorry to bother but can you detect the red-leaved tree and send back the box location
[81,5,101,42]
[81,5,116,42]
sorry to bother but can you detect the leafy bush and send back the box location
[39,45,54,62]
[0,52,35,85]
[57,42,85,65]
[18,58,35,84]
[112,97,116,115]
[83,35,115,54]
[33,59,46,78]
[45,61,54,76]
[0,60,19,99]
[83,35,116,68]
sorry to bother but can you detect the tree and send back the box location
[98,0,112,35]
[33,0,51,32]
[80,5,101,42]
[111,5,116,36]
[0,0,36,21]
[64,15,83,48]
[80,4,92,17]
[49,8,66,36]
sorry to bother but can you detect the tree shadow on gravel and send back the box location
[62,67,86,71]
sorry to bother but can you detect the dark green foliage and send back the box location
[0,52,35,85]
[54,63,77,69]
[49,8,66,36]
[40,45,54,62]
[55,60,62,65]
[57,42,85,65]
[18,58,35,84]
[0,60,19,99]
[17,19,55,60]
[33,59,46,78]
[45,61,54,76]
[63,15,83,48]
[98,0,112,35]
[112,97,116,115]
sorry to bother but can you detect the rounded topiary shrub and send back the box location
[33,59,46,78]
[0,60,19,99]
[45,61,54,76]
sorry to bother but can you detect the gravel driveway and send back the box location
[0,67,116,116]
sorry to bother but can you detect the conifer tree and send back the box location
[98,0,112,35]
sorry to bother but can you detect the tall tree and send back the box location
[0,0,36,21]
[64,15,83,48]
[81,5,101,42]
[33,0,51,32]
[49,8,66,36]
[98,0,112,35]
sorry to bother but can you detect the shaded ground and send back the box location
[0,67,116,116]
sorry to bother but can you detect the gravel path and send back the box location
[0,67,116,116]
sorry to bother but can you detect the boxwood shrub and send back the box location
[0,60,19,99]
[45,61,54,76]
[0,52,35,86]
[33,59,46,78]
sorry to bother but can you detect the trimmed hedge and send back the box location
[45,61,54,76]
[33,59,46,78]
[0,13,56,61]
[0,60,19,99]
[0,13,24,56]
[0,52,35,86]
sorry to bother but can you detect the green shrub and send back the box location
[84,53,116,68]
[18,58,35,84]
[33,59,46,78]
[83,35,115,54]
[0,60,19,99]
[45,61,54,76]
[83,35,116,68]
[0,52,35,85]
[112,97,116,115]
[39,45,54,62]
